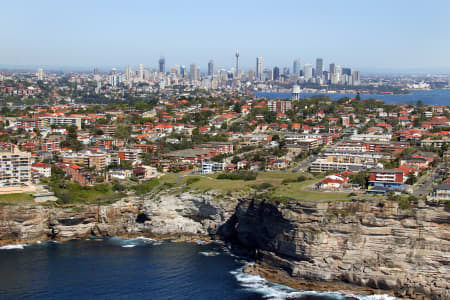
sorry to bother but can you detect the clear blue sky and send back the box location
[1,0,449,73]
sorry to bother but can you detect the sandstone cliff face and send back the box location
[1,193,448,299]
[0,192,237,244]
[233,198,450,299]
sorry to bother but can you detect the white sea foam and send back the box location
[194,239,209,245]
[231,265,398,300]
[199,251,220,256]
[111,236,162,248]
[134,236,157,242]
[0,244,26,250]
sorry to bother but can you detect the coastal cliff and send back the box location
[232,198,450,299]
[0,192,237,244]
[0,193,449,299]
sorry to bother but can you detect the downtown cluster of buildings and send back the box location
[97,55,361,91]
[0,68,450,201]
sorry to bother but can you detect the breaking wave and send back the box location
[199,251,221,256]
[0,244,26,250]
[107,236,163,248]
[231,265,397,300]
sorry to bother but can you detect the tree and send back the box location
[60,125,83,151]
[115,125,131,140]
[355,92,361,101]
[233,102,241,113]
[350,171,368,189]
[416,100,424,107]
[405,173,417,185]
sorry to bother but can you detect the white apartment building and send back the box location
[0,146,32,188]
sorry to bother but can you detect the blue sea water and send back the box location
[0,238,396,300]
[255,89,450,105]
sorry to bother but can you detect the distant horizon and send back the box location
[1,0,449,74]
[1,63,450,76]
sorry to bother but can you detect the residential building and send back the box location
[31,162,51,177]
[368,169,404,191]
[0,146,32,188]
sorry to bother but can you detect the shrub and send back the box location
[297,175,307,182]
[398,198,411,210]
[408,195,419,203]
[217,171,256,181]
[186,177,200,185]
[257,182,273,191]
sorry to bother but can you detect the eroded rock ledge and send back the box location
[232,198,449,299]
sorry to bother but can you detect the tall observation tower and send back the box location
[235,50,239,79]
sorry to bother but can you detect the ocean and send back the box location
[255,89,450,105]
[0,238,397,300]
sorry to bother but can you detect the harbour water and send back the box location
[0,238,397,300]
[255,89,450,105]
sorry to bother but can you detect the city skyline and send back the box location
[1,1,449,74]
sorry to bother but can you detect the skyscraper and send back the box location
[208,60,214,76]
[293,59,301,76]
[190,64,197,81]
[352,70,360,86]
[159,57,165,74]
[138,64,144,80]
[256,57,263,81]
[273,66,280,81]
[315,58,323,78]
[180,65,186,78]
[125,66,133,81]
[93,67,99,75]
[304,64,313,81]
[235,50,240,79]
[342,67,352,76]
[329,63,336,74]
[36,68,43,80]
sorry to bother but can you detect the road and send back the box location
[413,162,447,197]
[293,154,317,172]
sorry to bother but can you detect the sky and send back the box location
[1,0,450,73]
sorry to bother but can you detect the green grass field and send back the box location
[0,193,34,205]
[270,179,350,201]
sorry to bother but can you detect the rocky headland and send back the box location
[0,191,448,299]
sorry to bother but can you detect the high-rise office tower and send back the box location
[315,58,323,78]
[342,67,352,76]
[37,68,44,80]
[208,60,214,76]
[196,68,201,81]
[304,64,313,81]
[248,69,256,81]
[329,63,336,74]
[273,66,280,81]
[125,66,133,81]
[93,67,99,75]
[190,64,197,81]
[235,50,240,79]
[144,68,151,80]
[293,59,301,76]
[159,57,165,74]
[256,57,263,81]
[170,65,179,75]
[352,70,360,86]
[138,64,144,80]
[283,67,290,75]
[180,65,186,78]
[263,69,273,81]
